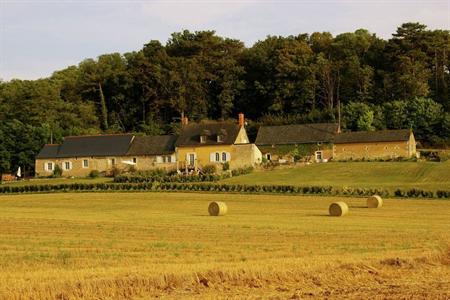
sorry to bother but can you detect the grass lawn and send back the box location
[222,161,450,191]
[0,192,449,299]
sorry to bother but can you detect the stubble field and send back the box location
[0,192,449,299]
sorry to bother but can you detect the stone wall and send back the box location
[230,144,262,168]
[35,154,176,177]
[333,141,412,160]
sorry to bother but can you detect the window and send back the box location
[83,159,89,168]
[166,155,172,163]
[132,157,137,164]
[217,135,223,142]
[46,162,54,171]
[222,152,227,162]
[315,151,323,161]
[63,161,72,170]
[266,154,271,161]
[188,153,195,166]
[111,158,116,165]
[215,152,220,162]
[200,135,206,143]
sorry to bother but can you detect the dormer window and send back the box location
[200,129,210,143]
[217,129,227,143]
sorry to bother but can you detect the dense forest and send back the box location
[1,22,449,176]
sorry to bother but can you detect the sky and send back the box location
[0,0,449,81]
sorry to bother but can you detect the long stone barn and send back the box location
[35,134,177,177]
[332,129,417,160]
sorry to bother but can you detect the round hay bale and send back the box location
[367,195,383,208]
[208,201,227,216]
[329,202,349,217]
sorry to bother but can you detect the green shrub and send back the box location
[89,170,100,178]
[437,190,450,198]
[52,165,63,178]
[231,166,254,176]
[109,167,122,178]
[437,151,450,162]
[202,164,217,175]
[128,165,137,173]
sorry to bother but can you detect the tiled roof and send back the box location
[36,144,61,159]
[255,123,338,145]
[36,134,178,159]
[37,134,134,158]
[175,122,241,146]
[126,135,177,155]
[334,129,412,144]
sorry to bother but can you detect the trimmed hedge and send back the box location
[0,182,448,199]
[114,173,230,183]
[114,166,253,184]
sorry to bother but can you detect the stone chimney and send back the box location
[238,113,245,127]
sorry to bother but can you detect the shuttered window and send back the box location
[63,161,72,170]
[46,162,54,171]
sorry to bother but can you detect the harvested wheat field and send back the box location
[0,192,449,299]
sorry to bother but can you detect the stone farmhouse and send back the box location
[255,123,338,163]
[35,113,417,177]
[333,129,416,160]
[36,134,177,177]
[35,114,262,177]
[175,114,262,172]
[256,124,416,163]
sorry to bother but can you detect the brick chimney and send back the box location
[181,117,189,126]
[238,113,245,127]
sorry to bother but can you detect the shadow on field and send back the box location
[307,214,333,217]
[349,205,368,209]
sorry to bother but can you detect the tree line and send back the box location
[0,22,449,176]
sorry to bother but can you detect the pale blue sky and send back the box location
[1,0,449,81]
